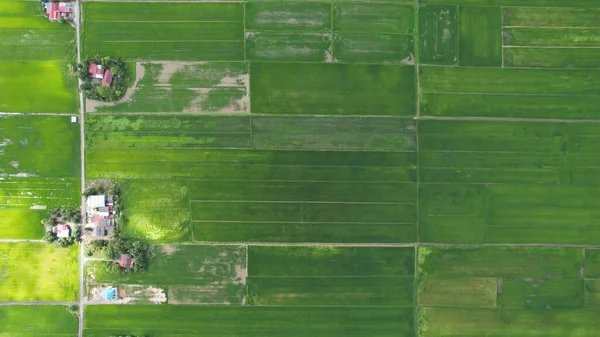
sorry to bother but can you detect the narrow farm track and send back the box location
[418,115,600,123]
[0,301,78,306]
[0,239,45,243]
[183,241,600,249]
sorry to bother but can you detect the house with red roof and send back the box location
[89,63,104,79]
[43,2,73,21]
[102,69,114,87]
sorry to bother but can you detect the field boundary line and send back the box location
[250,275,414,279]
[0,301,79,306]
[501,6,504,68]
[421,91,592,97]
[503,26,600,29]
[418,115,600,124]
[0,112,78,116]
[191,220,415,225]
[180,241,600,249]
[504,45,600,49]
[189,199,414,205]
[0,239,45,243]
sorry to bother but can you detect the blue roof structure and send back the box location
[101,286,118,301]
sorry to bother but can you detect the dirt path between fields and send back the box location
[0,301,78,306]
[417,115,600,123]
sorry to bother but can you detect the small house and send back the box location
[53,224,71,238]
[88,63,104,79]
[118,254,134,270]
[101,69,114,87]
[96,206,110,217]
[44,2,72,21]
[87,195,106,209]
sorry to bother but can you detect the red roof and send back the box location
[47,3,59,20]
[93,214,100,225]
[89,63,103,78]
[118,254,134,269]
[101,69,114,87]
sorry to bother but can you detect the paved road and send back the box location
[75,1,86,336]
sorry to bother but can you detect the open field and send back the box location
[251,62,416,115]
[419,120,600,244]
[0,115,80,239]
[85,246,413,335]
[0,242,78,301]
[82,2,244,61]
[84,305,413,337]
[86,114,416,243]
[417,247,600,337]
[87,244,246,305]
[91,62,249,114]
[0,1,77,113]
[420,67,600,118]
[0,305,78,336]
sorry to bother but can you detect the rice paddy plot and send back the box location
[419,5,458,65]
[0,177,79,239]
[0,306,78,336]
[248,246,414,307]
[84,305,414,337]
[117,179,191,243]
[458,6,502,66]
[90,62,249,114]
[333,3,414,34]
[0,242,79,301]
[251,62,416,115]
[420,66,600,118]
[419,120,600,244]
[246,32,332,62]
[334,33,414,64]
[0,61,77,113]
[251,116,416,151]
[82,2,244,61]
[0,1,75,62]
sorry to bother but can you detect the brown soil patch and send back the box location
[160,244,178,256]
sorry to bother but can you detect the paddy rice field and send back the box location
[4,0,600,335]
[0,0,77,113]
[81,0,600,335]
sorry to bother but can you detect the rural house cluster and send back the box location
[86,194,115,239]
[42,1,73,22]
[88,62,114,87]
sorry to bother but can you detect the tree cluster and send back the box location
[41,207,81,248]
[86,230,149,273]
[77,56,129,102]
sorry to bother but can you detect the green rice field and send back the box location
[0,242,79,301]
[24,0,600,335]
[0,306,78,336]
[0,115,80,239]
[0,1,77,113]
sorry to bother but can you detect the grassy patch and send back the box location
[249,246,414,276]
[458,6,502,66]
[0,305,78,336]
[419,277,498,308]
[0,242,78,301]
[0,61,77,113]
[84,305,414,336]
[83,2,244,60]
[419,5,458,65]
[250,62,416,115]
